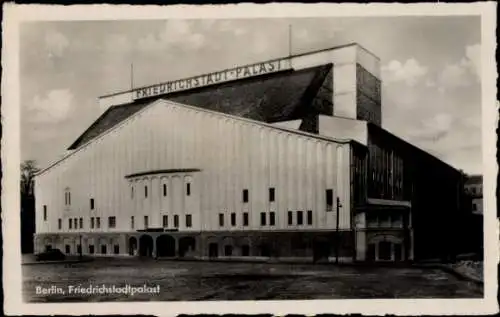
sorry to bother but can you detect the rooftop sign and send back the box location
[133,58,292,100]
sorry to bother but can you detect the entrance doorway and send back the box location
[209,243,218,258]
[378,241,392,260]
[128,237,138,256]
[179,237,196,257]
[313,241,330,262]
[139,235,154,257]
[156,235,176,257]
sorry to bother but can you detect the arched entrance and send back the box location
[128,237,138,256]
[139,235,154,257]
[156,235,176,257]
[368,235,404,262]
[179,237,196,257]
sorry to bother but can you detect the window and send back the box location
[58,218,62,230]
[174,215,179,228]
[224,245,233,256]
[68,192,71,205]
[89,245,95,254]
[297,211,303,225]
[163,184,167,197]
[186,214,192,228]
[69,218,73,229]
[307,210,313,225]
[219,213,224,227]
[101,245,107,254]
[65,245,70,254]
[144,216,148,229]
[242,189,249,203]
[130,216,134,229]
[472,203,477,211]
[326,189,333,211]
[186,183,191,196]
[288,211,293,225]
[90,198,95,210]
[108,216,116,228]
[74,218,78,229]
[231,213,236,226]
[269,212,275,226]
[43,205,47,221]
[90,217,95,229]
[243,212,249,226]
[79,217,83,229]
[114,245,120,254]
[163,215,168,228]
[131,186,134,199]
[96,217,101,229]
[269,188,275,202]
[144,186,148,198]
[260,212,266,226]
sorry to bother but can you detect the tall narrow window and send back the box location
[68,192,71,205]
[243,212,249,226]
[287,211,293,225]
[131,186,134,199]
[186,214,192,228]
[219,213,224,227]
[96,217,101,229]
[90,198,95,210]
[163,215,168,228]
[101,245,107,254]
[144,186,148,198]
[163,184,167,197]
[186,183,191,196]
[89,245,95,254]
[43,205,47,221]
[144,216,148,229]
[297,211,303,225]
[74,218,78,229]
[174,215,179,228]
[307,210,313,225]
[69,218,72,229]
[130,216,134,229]
[260,212,266,226]
[58,218,62,230]
[242,189,249,203]
[90,217,95,229]
[269,212,276,226]
[326,189,333,211]
[108,216,116,228]
[231,213,236,226]
[269,188,275,202]
[79,217,83,229]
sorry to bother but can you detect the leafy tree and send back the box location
[21,160,39,254]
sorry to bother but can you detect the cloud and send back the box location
[44,30,69,57]
[382,58,428,86]
[436,43,481,91]
[28,89,74,123]
[137,20,206,52]
[464,44,481,81]
[105,34,132,53]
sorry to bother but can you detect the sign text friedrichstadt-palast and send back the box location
[134,58,291,100]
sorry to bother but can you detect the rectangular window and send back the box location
[130,216,134,229]
[114,245,119,254]
[219,213,224,227]
[89,245,95,254]
[101,245,107,254]
[131,186,134,199]
[326,189,333,211]
[186,214,192,228]
[96,217,101,229]
[90,198,95,210]
[58,218,62,230]
[43,205,47,221]
[297,211,303,225]
[144,186,148,198]
[68,218,72,229]
[260,212,266,226]
[288,211,293,225]
[74,218,78,229]
[90,217,95,229]
[79,217,83,229]
[163,215,168,228]
[307,210,313,225]
[68,192,71,205]
[174,215,179,228]
[163,184,167,197]
[186,183,191,196]
[144,216,148,229]
[65,192,67,205]
[269,212,275,226]
[108,216,116,228]
[243,212,249,226]
[472,203,477,211]
[269,188,275,202]
[231,213,236,226]
[242,189,249,203]
[65,245,70,254]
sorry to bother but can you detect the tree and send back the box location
[21,160,39,197]
[21,160,39,254]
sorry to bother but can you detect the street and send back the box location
[22,257,483,302]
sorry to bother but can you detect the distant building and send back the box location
[465,175,483,215]
[33,43,470,262]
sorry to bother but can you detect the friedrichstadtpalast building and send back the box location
[34,43,469,262]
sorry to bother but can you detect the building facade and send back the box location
[465,175,483,215]
[34,43,466,262]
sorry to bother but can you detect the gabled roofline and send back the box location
[36,99,359,177]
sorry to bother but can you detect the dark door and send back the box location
[242,245,250,256]
[209,243,218,258]
[313,241,330,262]
[379,241,392,260]
[394,243,402,261]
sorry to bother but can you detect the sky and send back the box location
[20,16,482,175]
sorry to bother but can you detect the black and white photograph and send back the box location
[2,3,498,316]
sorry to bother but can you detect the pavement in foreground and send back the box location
[22,257,483,302]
